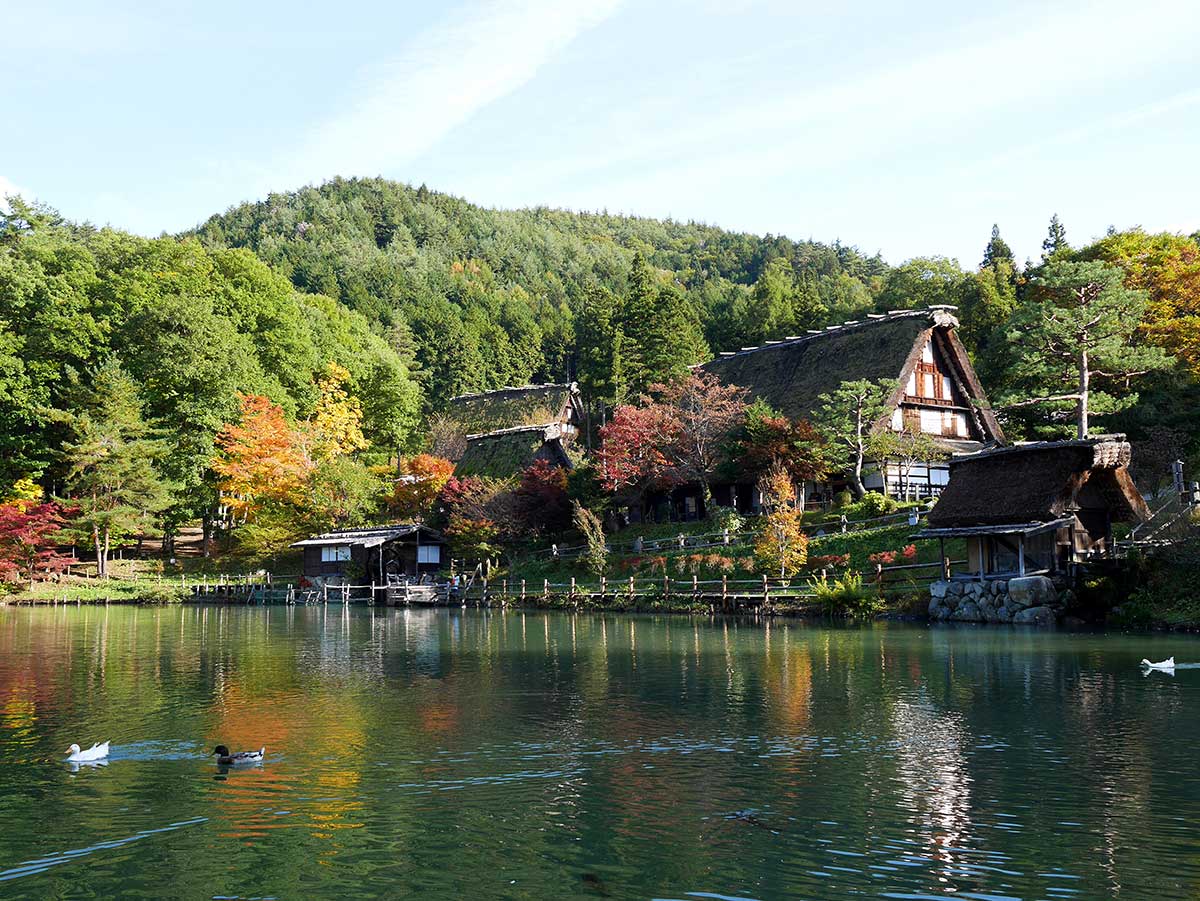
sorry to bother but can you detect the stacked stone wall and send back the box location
[928,575,1072,626]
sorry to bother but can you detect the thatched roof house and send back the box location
[447,383,583,437]
[702,307,1003,501]
[703,306,1003,450]
[917,438,1151,579]
[454,424,573,481]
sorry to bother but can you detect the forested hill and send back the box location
[190,177,890,408]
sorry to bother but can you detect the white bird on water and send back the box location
[1141,656,1175,671]
[66,741,110,762]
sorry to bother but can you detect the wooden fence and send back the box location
[534,508,927,561]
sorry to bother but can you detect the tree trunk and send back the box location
[1078,347,1089,439]
[202,512,213,559]
[102,527,111,577]
[700,480,713,518]
[850,447,867,499]
[93,524,104,577]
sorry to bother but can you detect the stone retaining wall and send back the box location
[928,575,1073,626]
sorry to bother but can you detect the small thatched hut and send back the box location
[702,306,1004,503]
[454,424,573,480]
[916,438,1151,580]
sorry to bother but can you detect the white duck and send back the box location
[213,744,265,766]
[66,741,110,762]
[1141,656,1175,671]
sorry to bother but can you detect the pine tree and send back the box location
[60,360,172,575]
[999,260,1174,438]
[981,224,1014,268]
[1042,214,1069,260]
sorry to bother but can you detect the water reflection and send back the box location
[1,607,1200,898]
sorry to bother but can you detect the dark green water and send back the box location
[0,606,1198,900]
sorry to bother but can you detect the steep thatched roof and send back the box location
[701,307,1004,443]
[926,438,1151,528]
[447,383,579,434]
[454,425,572,480]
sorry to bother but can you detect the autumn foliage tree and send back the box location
[305,362,369,463]
[725,399,828,494]
[391,454,455,518]
[596,371,748,509]
[753,464,808,579]
[0,501,74,589]
[513,459,571,537]
[213,393,313,521]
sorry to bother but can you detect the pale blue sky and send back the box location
[4,0,1199,266]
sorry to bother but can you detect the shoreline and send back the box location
[3,594,1192,633]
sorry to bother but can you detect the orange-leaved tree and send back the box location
[213,393,313,522]
[391,454,455,518]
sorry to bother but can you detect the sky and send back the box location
[4,0,1199,266]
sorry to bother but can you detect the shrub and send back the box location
[710,505,744,535]
[572,502,608,575]
[809,553,850,569]
[847,491,899,519]
[808,571,883,617]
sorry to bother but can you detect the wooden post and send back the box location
[939,538,948,580]
[692,574,698,596]
[600,575,606,603]
[503,578,508,600]
[763,574,769,607]
[521,579,526,602]
[543,578,549,602]
[569,577,576,607]
[629,575,635,598]
[722,575,728,609]
[876,563,884,589]
[1017,534,1025,576]
[323,583,328,605]
[664,574,670,603]
[482,577,488,607]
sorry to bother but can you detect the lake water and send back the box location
[0,606,1197,900]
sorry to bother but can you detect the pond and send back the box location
[0,605,1197,899]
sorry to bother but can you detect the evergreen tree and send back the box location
[998,260,1173,438]
[1042,214,1069,260]
[981,224,1014,268]
[60,360,172,575]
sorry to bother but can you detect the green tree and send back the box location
[60,360,172,575]
[815,379,895,498]
[875,257,967,311]
[998,260,1174,438]
[1042,214,1069,260]
[981,224,1014,269]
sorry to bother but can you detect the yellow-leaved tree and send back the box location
[754,463,808,580]
[306,362,368,463]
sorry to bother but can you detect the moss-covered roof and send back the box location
[447,383,578,434]
[702,311,932,421]
[926,439,1151,527]
[454,425,572,480]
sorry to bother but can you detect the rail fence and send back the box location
[534,508,928,561]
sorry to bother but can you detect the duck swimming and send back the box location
[66,741,110,762]
[213,745,265,765]
[1141,656,1175,671]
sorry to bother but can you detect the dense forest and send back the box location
[2,176,1199,575]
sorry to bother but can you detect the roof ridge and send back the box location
[707,306,957,362]
[465,422,560,441]
[449,382,576,403]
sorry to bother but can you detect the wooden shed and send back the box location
[915,438,1151,580]
[291,524,445,584]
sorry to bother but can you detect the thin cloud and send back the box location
[282,0,623,186]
